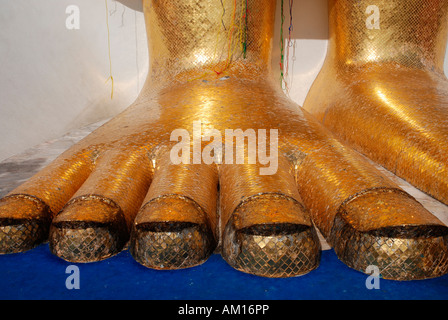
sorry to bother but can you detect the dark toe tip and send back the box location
[130,221,216,270]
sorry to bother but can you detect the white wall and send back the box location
[0,0,148,161]
[272,0,329,106]
[0,0,447,161]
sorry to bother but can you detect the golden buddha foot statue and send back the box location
[0,0,447,280]
[303,0,448,279]
[305,0,448,210]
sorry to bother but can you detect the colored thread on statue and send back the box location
[220,0,227,30]
[211,16,225,64]
[241,0,248,58]
[191,0,247,80]
[239,0,245,53]
[105,0,114,99]
[285,0,293,77]
[280,0,285,89]
[214,0,238,75]
[284,0,293,94]
[222,0,238,73]
[189,0,231,82]
[231,2,246,57]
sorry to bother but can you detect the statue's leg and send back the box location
[304,0,448,206]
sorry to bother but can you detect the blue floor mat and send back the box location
[0,244,447,300]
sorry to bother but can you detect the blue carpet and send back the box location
[0,244,447,300]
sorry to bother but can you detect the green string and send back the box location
[243,0,248,58]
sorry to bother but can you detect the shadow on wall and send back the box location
[116,0,143,12]
[287,0,328,40]
[271,0,329,105]
[116,0,329,40]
